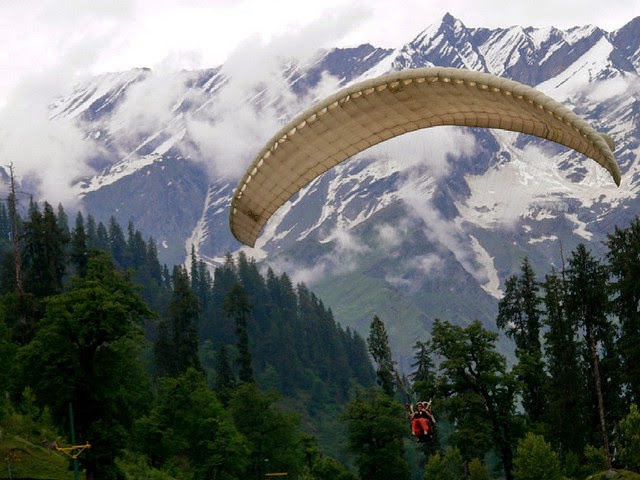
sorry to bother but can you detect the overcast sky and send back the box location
[1,0,638,106]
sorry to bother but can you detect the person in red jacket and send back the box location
[406,401,433,442]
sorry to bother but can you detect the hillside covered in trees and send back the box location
[0,193,375,479]
[352,217,640,480]
[2,187,640,480]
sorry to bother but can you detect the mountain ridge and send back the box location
[10,13,640,367]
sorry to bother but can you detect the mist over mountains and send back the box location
[6,13,640,366]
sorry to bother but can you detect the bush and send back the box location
[512,432,563,480]
[425,447,465,480]
[619,404,640,472]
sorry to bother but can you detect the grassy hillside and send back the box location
[1,432,69,480]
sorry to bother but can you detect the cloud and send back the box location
[181,12,356,180]
[107,70,196,152]
[385,127,494,285]
[385,253,445,290]
[367,127,477,179]
[0,70,100,207]
[269,224,370,286]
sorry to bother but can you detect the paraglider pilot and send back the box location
[406,400,436,442]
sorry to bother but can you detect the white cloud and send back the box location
[269,224,370,286]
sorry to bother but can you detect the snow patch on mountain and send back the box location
[469,234,502,298]
[80,128,186,193]
[537,36,615,99]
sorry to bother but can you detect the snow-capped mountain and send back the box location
[18,14,640,365]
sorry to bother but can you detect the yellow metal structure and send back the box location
[54,441,91,459]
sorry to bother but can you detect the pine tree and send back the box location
[496,257,548,425]
[214,343,236,405]
[70,211,88,277]
[108,216,128,268]
[224,282,254,383]
[542,269,588,458]
[154,265,201,377]
[94,221,110,252]
[411,340,437,402]
[367,315,396,397]
[565,244,614,467]
[606,217,640,404]
[22,201,67,297]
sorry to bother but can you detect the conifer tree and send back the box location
[86,215,97,247]
[542,269,588,458]
[22,201,67,297]
[214,343,236,404]
[95,221,110,252]
[70,211,88,277]
[224,281,254,383]
[367,315,396,397]
[108,216,128,268]
[565,244,614,467]
[411,340,437,402]
[56,203,69,239]
[154,265,201,377]
[127,221,147,270]
[497,257,548,425]
[606,217,640,404]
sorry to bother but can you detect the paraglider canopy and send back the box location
[229,67,621,247]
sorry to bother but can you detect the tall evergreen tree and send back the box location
[542,269,588,458]
[94,221,110,252]
[565,244,614,467]
[224,281,254,383]
[154,265,201,377]
[22,201,67,297]
[411,340,437,402]
[367,315,396,397]
[606,217,640,404]
[214,343,236,405]
[107,216,128,268]
[56,203,69,240]
[496,257,548,425]
[70,211,88,277]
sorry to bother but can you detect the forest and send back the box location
[1,184,640,479]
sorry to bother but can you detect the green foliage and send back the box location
[497,258,548,426]
[228,383,304,478]
[542,269,589,456]
[367,315,396,396]
[430,319,519,478]
[343,387,410,480]
[583,444,609,476]
[468,457,491,480]
[224,282,254,383]
[154,265,201,378]
[607,217,640,405]
[424,447,465,480]
[15,250,154,478]
[512,432,563,480]
[618,404,640,472]
[134,368,249,478]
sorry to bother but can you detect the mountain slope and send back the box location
[19,13,640,367]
